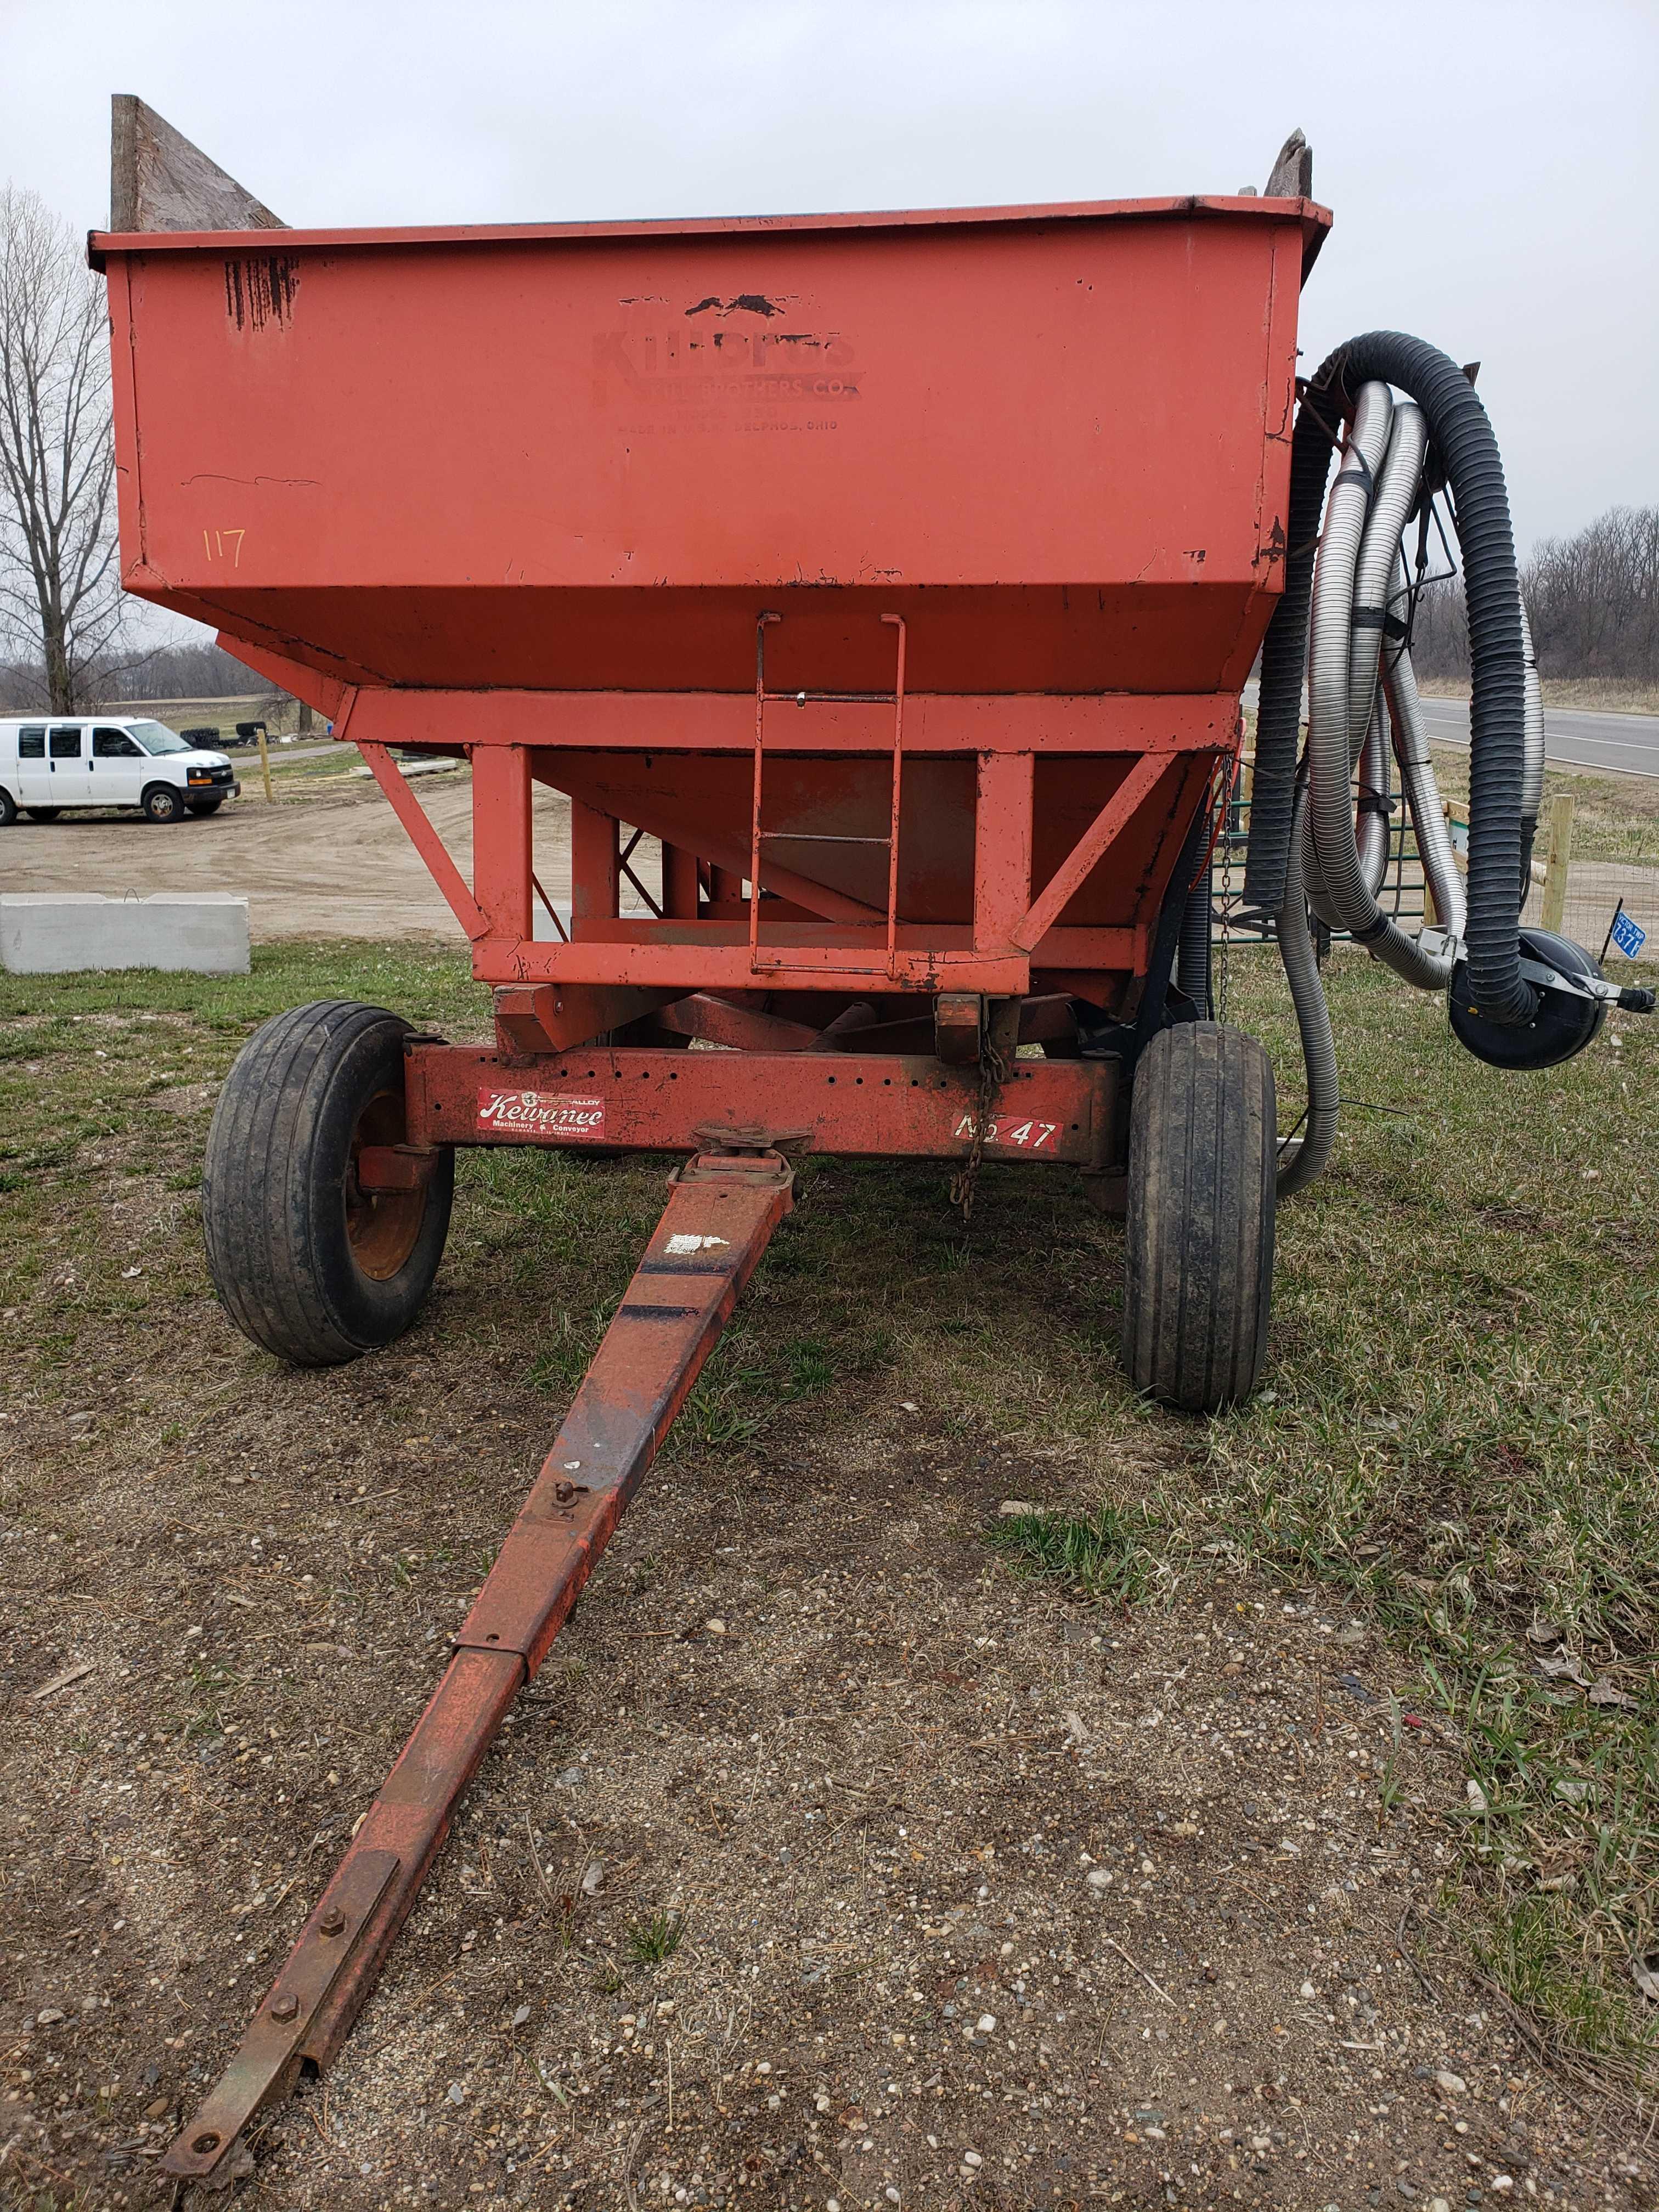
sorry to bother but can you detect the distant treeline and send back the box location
[1411,504,1659,681]
[0,639,264,710]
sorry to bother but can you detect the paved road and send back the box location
[1241,679,1659,780]
[1414,697,1659,780]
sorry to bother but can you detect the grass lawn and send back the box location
[256,742,468,795]
[2,935,1656,2095]
[1424,743,1659,870]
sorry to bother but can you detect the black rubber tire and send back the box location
[201,1001,455,1365]
[22,804,59,822]
[143,783,185,823]
[1121,1022,1276,1413]
[187,797,225,816]
[0,788,14,826]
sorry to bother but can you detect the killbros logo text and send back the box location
[477,1088,607,1141]
[592,292,860,409]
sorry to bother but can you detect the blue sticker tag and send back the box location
[1611,910,1648,960]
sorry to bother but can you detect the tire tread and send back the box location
[201,1001,453,1365]
[1121,1022,1275,1412]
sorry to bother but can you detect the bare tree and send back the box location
[95,639,271,701]
[0,184,123,710]
[1524,505,1659,681]
[1403,504,1659,686]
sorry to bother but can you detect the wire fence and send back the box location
[1212,787,1659,969]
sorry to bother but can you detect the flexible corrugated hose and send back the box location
[1248,330,1538,1027]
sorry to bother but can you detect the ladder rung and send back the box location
[760,689,897,706]
[751,612,906,980]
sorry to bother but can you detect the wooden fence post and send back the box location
[1539,793,1575,935]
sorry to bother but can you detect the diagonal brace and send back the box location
[1009,752,1171,952]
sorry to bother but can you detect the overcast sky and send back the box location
[8,0,1656,591]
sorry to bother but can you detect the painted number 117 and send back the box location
[202,527,246,565]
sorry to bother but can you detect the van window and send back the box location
[94,727,143,757]
[49,725,83,759]
[19,725,45,758]
[128,720,195,756]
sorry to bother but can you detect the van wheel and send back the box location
[202,1001,455,1365]
[1120,1022,1276,1413]
[187,797,224,816]
[0,788,19,825]
[143,784,185,823]
[22,804,59,823]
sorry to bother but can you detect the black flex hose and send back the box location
[1243,385,1339,913]
[1176,855,1213,1016]
[1245,331,1538,1028]
[1133,803,1213,1061]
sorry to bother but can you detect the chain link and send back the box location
[949,1035,1009,1222]
[1218,755,1233,1026]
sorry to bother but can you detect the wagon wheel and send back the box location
[1120,1021,1275,1412]
[202,1001,455,1364]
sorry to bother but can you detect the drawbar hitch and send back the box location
[163,1142,795,2186]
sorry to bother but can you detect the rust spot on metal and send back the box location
[685,292,787,318]
[224,255,296,331]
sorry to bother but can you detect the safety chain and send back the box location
[1204,743,1240,1027]
[949,1036,1009,1222]
[1218,759,1233,1027]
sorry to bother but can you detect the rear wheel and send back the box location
[0,788,18,826]
[202,1000,454,1365]
[143,784,185,823]
[22,804,58,822]
[1120,1022,1276,1412]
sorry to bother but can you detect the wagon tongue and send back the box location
[162,1146,794,2186]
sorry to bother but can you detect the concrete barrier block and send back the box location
[0,893,251,975]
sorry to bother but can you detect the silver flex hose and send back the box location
[1302,387,1408,926]
[1276,778,1339,1198]
[1306,381,1452,990]
[1356,695,1393,898]
[1384,553,1466,938]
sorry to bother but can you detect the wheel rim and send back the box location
[345,1086,426,1279]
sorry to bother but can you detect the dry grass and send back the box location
[1425,743,1659,866]
[1415,678,1659,718]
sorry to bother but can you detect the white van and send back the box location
[0,716,240,826]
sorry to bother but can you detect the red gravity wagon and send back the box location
[89,101,1648,2183]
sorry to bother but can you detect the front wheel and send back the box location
[1120,1022,1276,1413]
[143,784,186,823]
[201,1001,455,1365]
